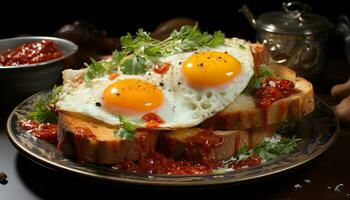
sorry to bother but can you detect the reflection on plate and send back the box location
[6,91,338,186]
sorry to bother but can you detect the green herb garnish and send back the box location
[27,86,62,123]
[253,136,300,161]
[27,98,57,123]
[238,144,249,155]
[243,64,277,94]
[259,64,276,78]
[49,85,62,105]
[121,24,225,57]
[239,44,246,49]
[84,23,225,79]
[27,85,62,123]
[236,135,300,161]
[119,55,148,75]
[84,50,125,80]
[114,115,138,140]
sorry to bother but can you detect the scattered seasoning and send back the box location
[335,184,344,192]
[178,62,182,65]
[198,62,204,67]
[0,172,7,185]
[178,82,181,85]
[95,102,101,107]
[294,184,302,190]
[224,51,228,54]
[327,186,332,190]
[0,172,7,181]
[304,179,311,184]
[159,82,164,87]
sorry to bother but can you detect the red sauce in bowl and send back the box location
[0,40,63,66]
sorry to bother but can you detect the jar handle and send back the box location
[282,1,311,22]
[294,40,320,74]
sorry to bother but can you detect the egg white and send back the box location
[56,38,254,129]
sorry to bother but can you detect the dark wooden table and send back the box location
[1,57,350,199]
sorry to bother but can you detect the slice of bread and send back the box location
[158,126,274,161]
[201,65,314,130]
[57,111,158,164]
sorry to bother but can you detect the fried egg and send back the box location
[56,38,254,129]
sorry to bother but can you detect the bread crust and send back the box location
[201,66,314,130]
[57,111,159,164]
[158,126,274,161]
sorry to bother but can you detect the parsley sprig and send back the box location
[114,115,140,140]
[27,86,62,123]
[237,135,300,161]
[84,51,125,80]
[121,24,225,57]
[244,64,277,94]
[84,24,225,80]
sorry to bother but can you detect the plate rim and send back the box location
[6,91,340,186]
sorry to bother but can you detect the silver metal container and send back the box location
[242,2,334,79]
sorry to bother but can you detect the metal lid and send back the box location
[256,2,334,35]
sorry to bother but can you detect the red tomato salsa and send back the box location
[254,77,296,109]
[142,112,165,128]
[19,119,262,175]
[153,62,171,74]
[115,151,262,175]
[19,120,58,144]
[254,77,297,126]
[0,40,63,66]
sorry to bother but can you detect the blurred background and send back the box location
[2,0,348,47]
[1,0,349,76]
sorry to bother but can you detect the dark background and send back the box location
[2,0,349,48]
[1,0,349,64]
[2,0,350,96]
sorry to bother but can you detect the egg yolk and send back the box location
[182,51,241,88]
[103,79,164,115]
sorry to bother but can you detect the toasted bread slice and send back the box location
[158,126,274,161]
[201,65,314,130]
[57,111,159,164]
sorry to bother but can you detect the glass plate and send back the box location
[6,91,339,186]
